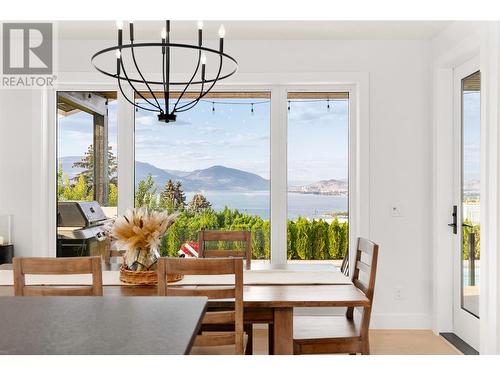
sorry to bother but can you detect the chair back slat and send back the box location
[164,286,236,300]
[357,238,374,256]
[203,311,236,324]
[158,257,245,354]
[200,230,249,241]
[202,250,248,258]
[165,257,238,275]
[194,332,236,347]
[22,286,95,296]
[356,260,370,274]
[198,230,252,270]
[13,257,103,296]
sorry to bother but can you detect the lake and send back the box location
[184,191,348,220]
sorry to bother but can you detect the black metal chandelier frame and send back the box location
[91,21,238,123]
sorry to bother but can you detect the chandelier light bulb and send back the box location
[201,53,207,65]
[218,24,226,38]
[129,20,134,24]
[161,28,167,39]
[116,20,124,30]
[115,50,121,59]
[197,20,204,30]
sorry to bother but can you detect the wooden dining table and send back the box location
[0,262,369,355]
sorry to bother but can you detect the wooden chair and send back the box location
[293,238,379,355]
[13,256,103,296]
[198,230,252,270]
[158,257,245,355]
[198,230,254,353]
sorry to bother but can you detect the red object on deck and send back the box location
[178,241,199,258]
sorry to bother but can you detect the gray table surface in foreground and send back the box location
[0,296,207,355]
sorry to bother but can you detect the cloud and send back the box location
[288,101,349,126]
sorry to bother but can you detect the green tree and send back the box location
[188,193,211,213]
[312,220,329,260]
[108,183,118,206]
[134,174,158,211]
[160,180,186,212]
[295,217,311,260]
[72,144,117,185]
[287,220,297,260]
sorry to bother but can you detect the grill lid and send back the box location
[57,201,108,228]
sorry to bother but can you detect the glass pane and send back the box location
[287,93,349,266]
[57,92,118,217]
[134,94,271,261]
[461,71,480,317]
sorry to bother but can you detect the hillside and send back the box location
[58,157,269,192]
[289,179,348,196]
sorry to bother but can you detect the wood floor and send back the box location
[252,327,462,355]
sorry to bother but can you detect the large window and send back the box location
[287,92,349,263]
[57,91,118,217]
[134,92,271,260]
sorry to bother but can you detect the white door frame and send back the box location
[452,56,480,349]
[432,23,499,354]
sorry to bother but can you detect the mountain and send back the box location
[57,156,84,180]
[183,165,269,191]
[134,161,179,188]
[137,163,269,191]
[59,156,269,192]
[289,179,348,196]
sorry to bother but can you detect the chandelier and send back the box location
[91,20,238,123]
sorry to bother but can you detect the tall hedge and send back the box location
[158,208,348,260]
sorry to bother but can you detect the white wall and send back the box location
[0,89,47,257]
[0,30,433,328]
[431,20,500,354]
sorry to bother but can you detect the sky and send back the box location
[463,91,480,184]
[58,94,350,184]
[57,99,118,158]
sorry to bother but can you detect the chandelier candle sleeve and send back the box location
[197,21,203,46]
[116,21,123,46]
[219,24,225,52]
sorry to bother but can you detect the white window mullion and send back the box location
[117,86,135,215]
[270,86,288,265]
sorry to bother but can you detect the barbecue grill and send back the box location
[57,201,112,258]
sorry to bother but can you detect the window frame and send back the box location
[285,90,351,263]
[47,76,369,267]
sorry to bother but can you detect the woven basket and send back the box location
[119,265,183,285]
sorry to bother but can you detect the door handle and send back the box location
[448,205,457,234]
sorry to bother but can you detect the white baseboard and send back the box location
[254,313,432,330]
[370,313,432,329]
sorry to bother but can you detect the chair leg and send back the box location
[268,324,274,355]
[361,339,370,355]
[346,307,354,320]
[244,324,253,355]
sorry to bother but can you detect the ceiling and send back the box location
[57,20,453,41]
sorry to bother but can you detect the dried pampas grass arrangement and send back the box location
[112,208,179,271]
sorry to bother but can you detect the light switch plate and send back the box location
[391,206,402,217]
